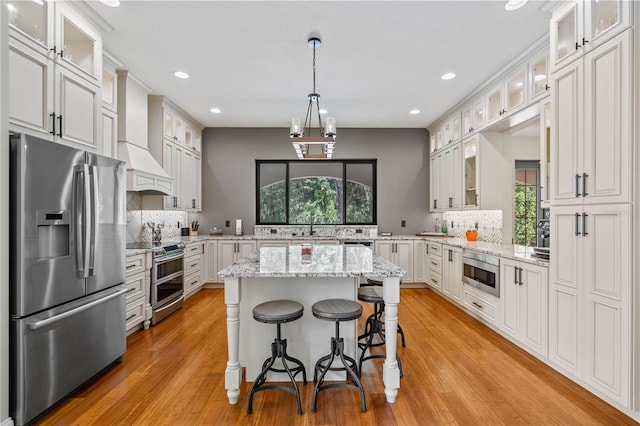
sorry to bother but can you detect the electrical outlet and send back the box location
[401,220,406,227]
[225,220,230,227]
[355,229,363,234]
[270,229,277,234]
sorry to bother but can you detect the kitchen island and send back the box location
[218,244,405,405]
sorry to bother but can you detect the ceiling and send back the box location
[86,0,552,129]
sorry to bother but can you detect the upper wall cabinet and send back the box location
[148,95,204,212]
[550,30,631,206]
[550,0,632,73]
[485,67,527,127]
[529,53,549,103]
[8,0,103,153]
[461,97,485,138]
[431,113,462,153]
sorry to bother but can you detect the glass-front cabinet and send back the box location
[529,54,549,102]
[462,98,485,137]
[8,0,102,151]
[486,68,526,127]
[550,0,631,72]
[464,138,479,209]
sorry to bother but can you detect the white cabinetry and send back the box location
[549,204,631,407]
[529,53,550,103]
[101,54,118,158]
[8,0,102,152]
[148,95,203,212]
[125,252,151,334]
[462,284,500,326]
[184,242,204,298]
[374,240,413,282]
[204,240,218,283]
[217,240,257,282]
[429,142,462,211]
[550,0,631,73]
[500,258,548,358]
[426,241,442,291]
[441,245,462,302]
[461,97,485,137]
[413,240,429,284]
[551,30,631,206]
[485,66,527,126]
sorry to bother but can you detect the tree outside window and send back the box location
[256,160,376,225]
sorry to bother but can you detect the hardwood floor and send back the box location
[39,288,637,425]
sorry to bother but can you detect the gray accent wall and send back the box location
[200,127,432,235]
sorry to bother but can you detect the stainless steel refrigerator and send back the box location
[9,134,127,426]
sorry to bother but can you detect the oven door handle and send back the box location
[154,252,184,265]
[155,270,184,286]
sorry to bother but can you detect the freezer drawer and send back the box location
[10,285,127,426]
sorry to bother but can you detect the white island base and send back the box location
[221,245,403,405]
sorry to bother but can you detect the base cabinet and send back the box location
[217,240,257,282]
[426,241,442,291]
[374,241,413,282]
[500,258,548,358]
[184,242,204,298]
[125,252,151,334]
[441,245,462,302]
[549,204,631,407]
[413,240,429,284]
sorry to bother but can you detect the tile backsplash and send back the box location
[442,210,503,243]
[126,192,190,243]
[254,225,378,239]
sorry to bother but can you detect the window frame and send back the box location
[255,159,377,225]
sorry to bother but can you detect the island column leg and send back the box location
[224,277,242,404]
[382,276,401,403]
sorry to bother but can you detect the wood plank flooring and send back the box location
[38,288,637,425]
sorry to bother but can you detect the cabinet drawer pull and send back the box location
[126,287,136,293]
[190,262,198,267]
[191,280,199,286]
[126,313,137,321]
[472,301,483,309]
[126,264,137,269]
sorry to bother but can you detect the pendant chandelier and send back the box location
[290,37,336,159]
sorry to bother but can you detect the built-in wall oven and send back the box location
[151,242,185,324]
[462,250,500,297]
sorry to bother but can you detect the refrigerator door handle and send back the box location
[82,164,92,278]
[88,165,99,276]
[27,288,128,330]
[74,164,88,276]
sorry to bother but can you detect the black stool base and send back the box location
[247,332,307,415]
[312,327,366,413]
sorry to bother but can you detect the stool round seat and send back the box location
[312,299,362,322]
[358,286,383,304]
[253,300,304,324]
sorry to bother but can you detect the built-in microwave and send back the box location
[462,250,500,297]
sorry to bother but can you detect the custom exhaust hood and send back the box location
[116,69,173,196]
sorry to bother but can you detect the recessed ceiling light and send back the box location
[99,0,120,6]
[505,0,528,11]
[441,72,456,81]
[319,109,328,115]
[174,71,189,79]
[410,109,421,115]
[210,108,222,114]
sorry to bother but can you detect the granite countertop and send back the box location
[126,234,549,267]
[428,237,550,267]
[218,244,405,279]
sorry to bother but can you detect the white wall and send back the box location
[200,127,432,235]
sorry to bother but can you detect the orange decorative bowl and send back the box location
[465,230,478,241]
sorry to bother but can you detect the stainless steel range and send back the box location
[127,241,185,324]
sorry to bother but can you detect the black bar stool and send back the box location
[363,277,406,347]
[357,286,403,377]
[311,299,366,413]
[247,300,307,415]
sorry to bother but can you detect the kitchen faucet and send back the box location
[309,215,316,236]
